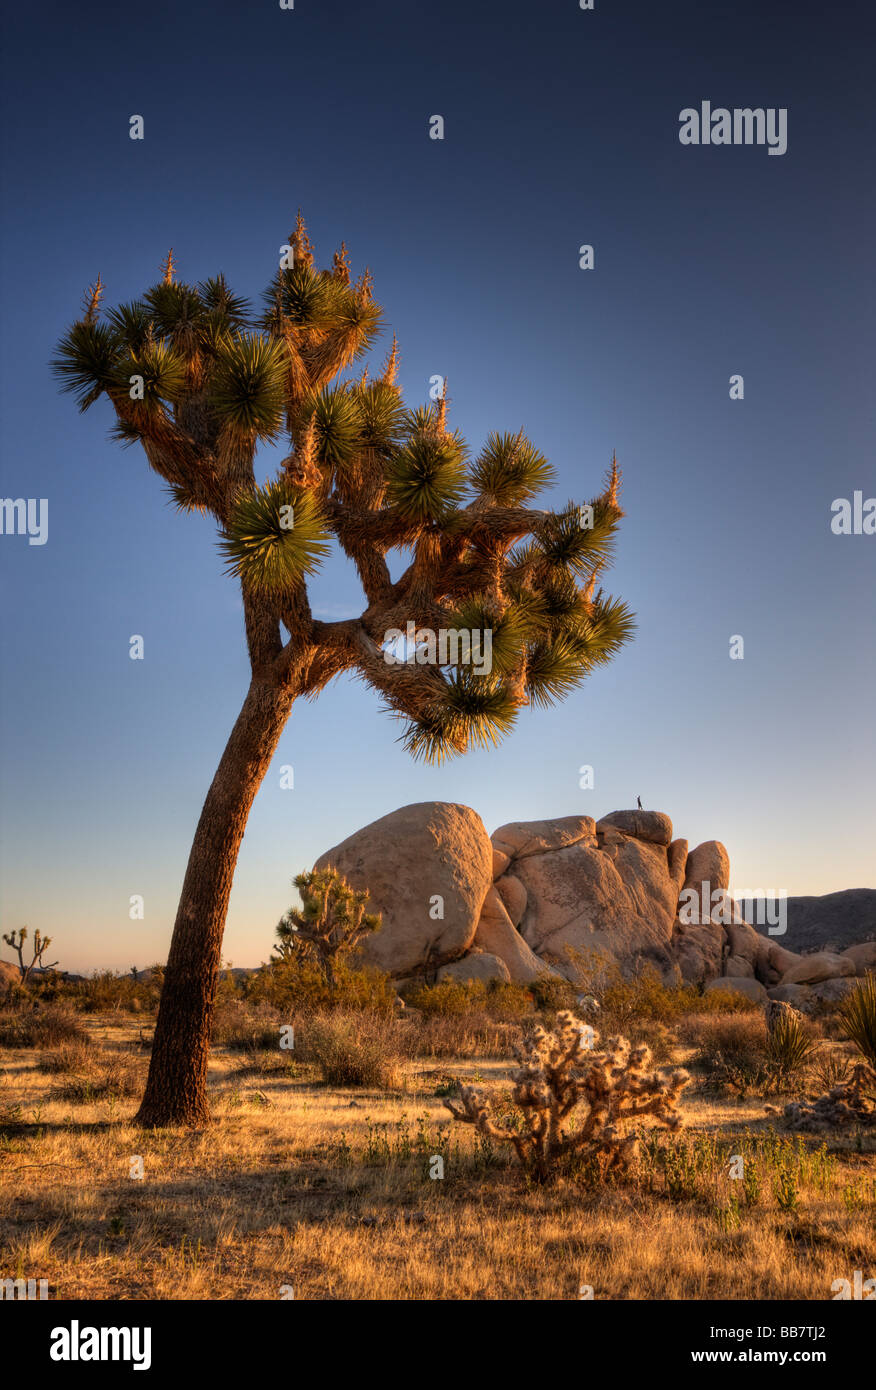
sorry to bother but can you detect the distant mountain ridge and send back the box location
[744,889,876,954]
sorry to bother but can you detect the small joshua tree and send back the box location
[273,867,380,992]
[2,927,58,984]
[445,1009,689,1182]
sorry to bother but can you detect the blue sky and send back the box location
[1,0,874,972]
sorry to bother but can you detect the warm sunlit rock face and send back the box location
[313,802,876,1005]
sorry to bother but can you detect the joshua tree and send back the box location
[52,214,634,1127]
[274,867,380,991]
[2,927,58,983]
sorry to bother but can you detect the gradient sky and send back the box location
[1,0,874,974]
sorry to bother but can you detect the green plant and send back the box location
[764,1011,816,1083]
[406,980,488,1017]
[773,1168,799,1213]
[274,867,380,992]
[838,973,876,1069]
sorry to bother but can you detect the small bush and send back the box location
[37,1040,93,1073]
[211,999,286,1051]
[304,1013,402,1089]
[527,975,579,1015]
[600,966,757,1029]
[52,1053,143,1103]
[244,957,395,1015]
[0,1006,89,1049]
[688,1013,771,1095]
[406,979,488,1017]
[810,1047,853,1092]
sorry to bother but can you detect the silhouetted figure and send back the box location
[637,796,643,810]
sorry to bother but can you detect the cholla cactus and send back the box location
[445,1009,689,1181]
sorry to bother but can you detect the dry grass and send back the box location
[1,1012,873,1300]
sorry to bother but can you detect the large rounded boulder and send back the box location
[314,801,493,977]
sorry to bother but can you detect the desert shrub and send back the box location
[838,973,876,1069]
[303,1013,402,1089]
[37,1040,93,1073]
[398,1014,519,1060]
[41,967,165,1015]
[244,956,395,1015]
[689,1012,772,1095]
[445,1009,689,1182]
[52,1052,143,1102]
[0,1006,89,1048]
[405,979,488,1017]
[211,999,287,1051]
[405,978,536,1021]
[483,982,537,1020]
[600,966,757,1029]
[525,975,579,1015]
[810,1047,853,1092]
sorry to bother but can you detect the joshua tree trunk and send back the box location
[135,676,295,1127]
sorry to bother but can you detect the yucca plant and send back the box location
[52,216,633,1127]
[764,1011,816,1084]
[838,974,876,1070]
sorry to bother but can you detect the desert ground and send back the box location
[1,969,873,1301]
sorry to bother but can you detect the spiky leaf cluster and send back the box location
[52,214,634,764]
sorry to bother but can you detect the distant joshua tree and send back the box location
[274,867,380,992]
[2,927,58,983]
[52,214,633,1127]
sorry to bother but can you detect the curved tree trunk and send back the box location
[135,676,295,1127]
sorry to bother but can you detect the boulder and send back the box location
[597,810,673,847]
[723,953,756,979]
[0,960,20,992]
[721,919,802,986]
[436,952,511,986]
[513,823,683,981]
[473,887,560,984]
[683,841,730,897]
[840,941,876,975]
[495,874,527,926]
[491,847,511,879]
[667,838,689,891]
[808,977,859,1004]
[671,918,725,984]
[315,802,492,976]
[780,952,856,986]
[705,976,767,1004]
[491,816,596,862]
[767,983,813,1008]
